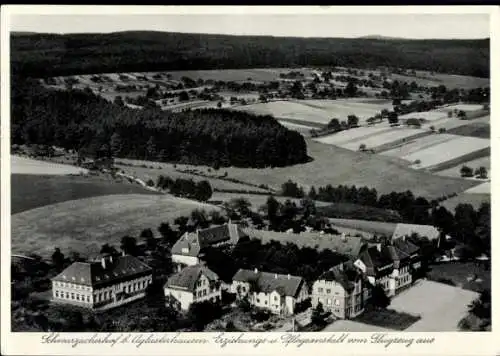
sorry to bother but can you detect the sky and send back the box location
[10,13,490,40]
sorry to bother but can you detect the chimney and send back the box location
[341,233,347,242]
[287,274,291,280]
[274,273,278,279]
[254,268,258,274]
[376,243,382,252]
[122,250,126,257]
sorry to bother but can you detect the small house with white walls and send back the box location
[355,245,394,296]
[231,268,309,316]
[171,222,248,270]
[164,265,221,311]
[51,253,153,310]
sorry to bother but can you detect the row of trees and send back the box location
[156,175,213,201]
[460,165,488,179]
[11,79,308,168]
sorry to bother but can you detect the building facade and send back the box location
[311,262,365,319]
[51,254,153,310]
[171,222,247,269]
[164,265,222,311]
[231,269,309,316]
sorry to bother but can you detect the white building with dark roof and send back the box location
[51,253,152,310]
[231,269,309,316]
[164,265,221,311]
[171,222,247,269]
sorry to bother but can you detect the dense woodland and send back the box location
[11,79,308,168]
[11,31,489,78]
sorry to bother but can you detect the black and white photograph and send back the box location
[2,5,495,345]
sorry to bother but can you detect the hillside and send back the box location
[11,174,160,214]
[11,31,489,78]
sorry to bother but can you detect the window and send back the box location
[326,289,331,294]
[71,293,75,300]
[256,298,260,303]
[76,294,80,301]
[142,281,146,288]
[318,287,323,293]
[128,285,131,293]
[334,299,340,306]
[55,291,59,298]
[274,296,278,301]
[66,292,69,299]
[327,298,332,305]
[265,301,268,305]
[242,287,246,292]
[87,296,90,302]
[203,290,207,296]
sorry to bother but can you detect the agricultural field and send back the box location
[157,68,309,82]
[398,111,447,123]
[11,155,88,176]
[235,98,393,126]
[391,71,489,89]
[435,156,490,178]
[341,127,429,152]
[381,133,458,159]
[114,159,272,194]
[464,182,490,194]
[12,174,160,214]
[142,140,478,199]
[404,136,490,171]
[277,120,316,136]
[436,104,485,112]
[440,192,490,211]
[447,121,490,139]
[326,218,397,236]
[11,194,220,259]
[315,126,392,146]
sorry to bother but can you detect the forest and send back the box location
[11,79,308,168]
[11,31,489,78]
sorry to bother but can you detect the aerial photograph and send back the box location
[9,10,491,333]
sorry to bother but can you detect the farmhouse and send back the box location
[164,265,222,311]
[51,253,152,310]
[355,245,394,296]
[231,269,309,316]
[311,261,366,319]
[172,222,248,269]
[383,240,417,294]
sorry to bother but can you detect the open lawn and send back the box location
[277,120,315,136]
[12,174,159,214]
[440,192,490,211]
[427,262,491,293]
[435,156,490,178]
[130,140,478,199]
[389,280,479,331]
[11,155,87,176]
[315,126,392,146]
[398,111,447,122]
[464,181,490,194]
[11,194,219,258]
[404,136,490,170]
[437,104,485,112]
[391,72,489,89]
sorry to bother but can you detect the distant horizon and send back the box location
[10,29,490,41]
[9,14,490,40]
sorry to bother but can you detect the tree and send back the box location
[120,236,139,256]
[429,125,436,132]
[178,91,189,102]
[359,143,367,152]
[460,165,473,178]
[217,101,222,108]
[266,196,281,223]
[113,95,125,107]
[370,284,390,309]
[158,222,177,245]
[100,243,118,255]
[146,136,156,160]
[475,166,488,179]
[195,180,213,202]
[347,115,359,128]
[327,118,341,131]
[311,302,325,325]
[229,197,252,216]
[388,111,399,124]
[190,209,209,229]
[392,98,402,106]
[174,216,189,231]
[109,132,122,157]
[457,110,467,120]
[344,81,357,97]
[51,248,65,271]
[447,111,453,118]
[187,301,223,331]
[406,118,421,128]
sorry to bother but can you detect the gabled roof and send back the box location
[172,222,246,257]
[316,262,362,292]
[392,223,440,241]
[232,269,304,298]
[165,265,219,293]
[52,255,152,287]
[393,238,420,256]
[359,246,394,277]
